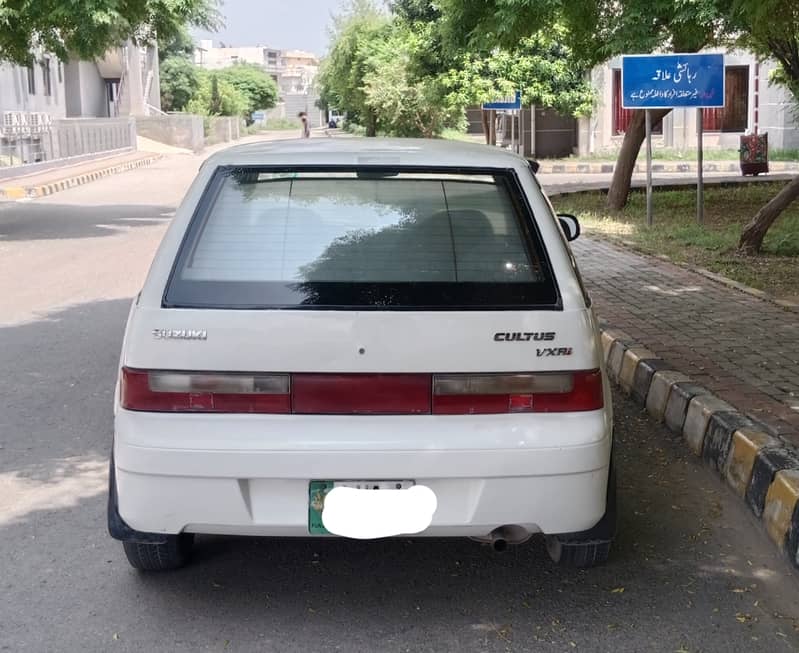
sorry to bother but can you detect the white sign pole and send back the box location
[645,109,653,227]
[511,110,516,153]
[697,108,704,224]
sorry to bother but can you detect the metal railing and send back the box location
[1,113,135,168]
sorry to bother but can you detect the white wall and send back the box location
[0,59,67,117]
[63,61,109,118]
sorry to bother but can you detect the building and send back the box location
[0,41,161,120]
[279,50,319,94]
[0,56,67,119]
[1,42,161,165]
[194,41,282,75]
[581,48,799,155]
[194,41,319,95]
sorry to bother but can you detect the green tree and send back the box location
[209,74,223,115]
[186,71,248,117]
[362,22,463,137]
[159,55,200,111]
[728,0,799,252]
[0,0,220,65]
[317,2,388,135]
[321,0,591,138]
[217,63,279,123]
[438,0,724,208]
[158,24,197,59]
[442,29,594,118]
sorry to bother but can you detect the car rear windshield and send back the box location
[164,167,559,310]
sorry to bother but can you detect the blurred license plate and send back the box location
[308,480,415,535]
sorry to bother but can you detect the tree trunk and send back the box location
[481,110,490,145]
[365,109,377,137]
[606,108,672,210]
[738,174,799,253]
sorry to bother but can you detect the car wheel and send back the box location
[545,461,617,568]
[122,534,194,571]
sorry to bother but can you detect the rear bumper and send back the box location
[113,408,612,538]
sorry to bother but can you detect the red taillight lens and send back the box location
[121,368,291,413]
[120,369,603,415]
[292,374,430,415]
[432,370,603,414]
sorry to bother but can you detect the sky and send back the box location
[193,0,349,56]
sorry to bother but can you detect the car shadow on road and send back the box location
[0,202,175,241]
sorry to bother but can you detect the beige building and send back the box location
[194,41,318,95]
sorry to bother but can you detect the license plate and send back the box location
[308,480,415,535]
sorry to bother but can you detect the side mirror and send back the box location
[557,213,581,241]
[528,160,540,173]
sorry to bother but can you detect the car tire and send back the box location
[545,461,617,568]
[122,534,194,571]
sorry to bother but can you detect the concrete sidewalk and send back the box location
[0,150,161,200]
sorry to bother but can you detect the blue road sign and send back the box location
[622,54,724,109]
[483,91,521,111]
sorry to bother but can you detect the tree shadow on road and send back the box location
[1,298,798,651]
[0,202,175,241]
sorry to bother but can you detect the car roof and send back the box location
[205,137,530,169]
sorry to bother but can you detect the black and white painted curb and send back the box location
[0,154,162,200]
[601,326,799,569]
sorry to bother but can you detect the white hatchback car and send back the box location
[108,138,615,571]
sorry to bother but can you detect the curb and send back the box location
[602,325,799,568]
[538,160,799,175]
[0,154,162,200]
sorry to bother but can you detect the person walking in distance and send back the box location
[298,112,311,138]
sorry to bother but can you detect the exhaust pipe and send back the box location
[480,525,531,552]
[491,532,508,552]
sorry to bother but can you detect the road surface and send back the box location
[1,140,798,652]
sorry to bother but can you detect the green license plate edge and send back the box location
[308,480,333,535]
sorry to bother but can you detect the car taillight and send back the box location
[120,368,603,415]
[121,368,291,413]
[432,370,603,414]
[292,374,431,415]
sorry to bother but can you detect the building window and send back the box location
[703,66,749,133]
[41,58,52,96]
[27,63,36,94]
[612,69,662,135]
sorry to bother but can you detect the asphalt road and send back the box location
[1,142,799,652]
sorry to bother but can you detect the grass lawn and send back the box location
[551,182,799,301]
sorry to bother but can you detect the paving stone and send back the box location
[763,470,799,553]
[631,358,671,405]
[724,429,782,498]
[618,346,658,393]
[702,411,757,474]
[606,340,628,383]
[572,237,799,434]
[646,370,691,422]
[600,328,633,365]
[664,383,710,434]
[683,395,735,456]
[746,446,799,518]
